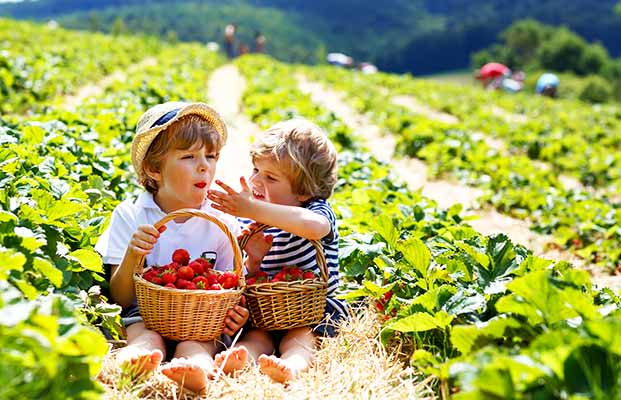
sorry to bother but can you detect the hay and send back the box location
[99,305,435,399]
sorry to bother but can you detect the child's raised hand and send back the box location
[208,177,254,217]
[223,295,249,336]
[128,224,166,256]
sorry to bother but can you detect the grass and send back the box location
[98,305,435,399]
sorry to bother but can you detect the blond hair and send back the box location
[142,115,223,193]
[251,119,337,199]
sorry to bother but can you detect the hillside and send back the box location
[2,18,621,399]
[1,0,620,74]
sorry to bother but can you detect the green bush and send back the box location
[579,75,612,103]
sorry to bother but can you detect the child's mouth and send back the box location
[195,182,206,189]
[252,189,265,200]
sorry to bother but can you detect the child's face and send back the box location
[149,143,218,212]
[249,157,308,206]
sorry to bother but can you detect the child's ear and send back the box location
[144,165,162,182]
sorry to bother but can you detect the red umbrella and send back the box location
[477,62,510,79]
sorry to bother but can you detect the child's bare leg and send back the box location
[116,322,165,377]
[161,340,219,394]
[259,327,316,383]
[214,328,274,375]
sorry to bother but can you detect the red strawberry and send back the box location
[255,271,269,283]
[208,283,222,290]
[195,257,213,271]
[204,270,219,285]
[218,272,239,289]
[302,271,316,280]
[149,276,163,285]
[165,283,176,288]
[246,277,257,285]
[172,249,190,265]
[272,271,286,282]
[161,270,177,285]
[143,270,157,281]
[188,258,205,275]
[184,281,197,290]
[177,266,195,281]
[192,276,210,289]
[175,278,192,289]
[188,260,204,275]
[283,266,303,281]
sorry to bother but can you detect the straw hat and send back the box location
[131,102,228,181]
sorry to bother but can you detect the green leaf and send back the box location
[0,210,17,223]
[68,249,103,273]
[12,278,39,300]
[0,249,27,279]
[396,237,431,275]
[33,258,63,288]
[370,215,399,248]
[46,200,86,222]
[563,344,619,398]
[388,311,453,332]
[21,125,46,144]
[451,316,522,355]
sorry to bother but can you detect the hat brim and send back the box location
[131,103,228,181]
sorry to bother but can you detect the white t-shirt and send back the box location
[95,192,241,272]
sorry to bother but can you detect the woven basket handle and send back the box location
[134,208,244,280]
[238,223,329,282]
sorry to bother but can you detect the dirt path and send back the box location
[295,74,613,283]
[208,64,260,190]
[62,57,157,111]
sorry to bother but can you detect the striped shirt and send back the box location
[239,199,348,316]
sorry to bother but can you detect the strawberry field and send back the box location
[1,19,621,399]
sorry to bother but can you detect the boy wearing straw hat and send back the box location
[96,101,249,393]
[208,118,350,383]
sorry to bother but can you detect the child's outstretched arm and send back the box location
[110,224,166,308]
[208,178,330,240]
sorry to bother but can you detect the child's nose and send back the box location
[197,156,210,172]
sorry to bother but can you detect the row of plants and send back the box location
[234,55,621,398]
[0,18,161,114]
[1,30,224,397]
[306,65,621,189]
[299,62,621,272]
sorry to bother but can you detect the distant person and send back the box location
[501,70,525,93]
[536,73,559,98]
[326,52,353,68]
[224,23,237,59]
[238,42,249,56]
[254,31,266,53]
[358,62,378,74]
[475,62,510,90]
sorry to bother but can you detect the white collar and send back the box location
[135,192,163,211]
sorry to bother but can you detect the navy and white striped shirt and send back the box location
[239,199,348,316]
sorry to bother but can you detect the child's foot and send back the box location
[161,358,209,394]
[118,348,163,378]
[214,346,249,376]
[258,354,297,383]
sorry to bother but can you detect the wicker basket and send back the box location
[239,224,328,330]
[133,209,244,342]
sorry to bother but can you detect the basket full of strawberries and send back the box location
[133,209,244,342]
[240,227,328,331]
